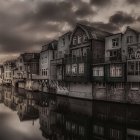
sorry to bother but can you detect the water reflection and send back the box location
[0,86,140,140]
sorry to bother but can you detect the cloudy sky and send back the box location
[0,0,140,63]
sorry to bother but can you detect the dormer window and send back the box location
[112,38,119,47]
[73,37,77,45]
[83,35,88,42]
[127,36,133,44]
[78,35,82,44]
[62,38,65,46]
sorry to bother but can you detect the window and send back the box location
[66,121,71,130]
[9,72,11,78]
[58,67,62,75]
[78,35,82,44]
[79,126,85,136]
[72,49,76,57]
[20,66,22,71]
[42,69,43,76]
[127,134,140,140]
[72,49,81,57]
[127,36,133,44]
[79,63,84,74]
[62,38,65,46]
[83,47,89,56]
[66,65,71,74]
[93,125,104,135]
[73,37,77,45]
[128,61,140,76]
[93,67,104,76]
[110,65,122,77]
[83,35,88,42]
[110,129,121,139]
[112,38,119,47]
[72,64,77,74]
[131,83,139,90]
[20,58,22,63]
[42,69,47,76]
[45,69,47,76]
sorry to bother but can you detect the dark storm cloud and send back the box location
[90,0,112,7]
[0,0,139,62]
[109,11,136,26]
[0,0,96,56]
[75,2,96,18]
[26,0,95,27]
[127,0,140,5]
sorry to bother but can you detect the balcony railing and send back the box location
[92,58,105,64]
[64,55,91,64]
[51,58,63,65]
[106,56,122,62]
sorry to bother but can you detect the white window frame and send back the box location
[79,63,84,74]
[78,35,82,44]
[93,67,104,76]
[66,65,71,75]
[73,37,77,45]
[127,36,133,44]
[72,64,77,74]
[110,65,122,77]
[112,38,119,47]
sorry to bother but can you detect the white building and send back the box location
[3,60,16,85]
[39,40,57,92]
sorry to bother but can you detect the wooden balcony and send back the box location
[51,58,64,66]
[106,56,122,63]
[64,53,92,64]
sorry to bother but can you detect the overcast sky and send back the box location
[0,0,140,63]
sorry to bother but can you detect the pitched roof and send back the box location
[125,26,140,35]
[41,40,58,52]
[21,53,40,62]
[77,23,113,40]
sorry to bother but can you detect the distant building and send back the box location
[50,32,71,95]
[0,65,4,85]
[3,60,16,85]
[39,40,57,92]
[13,53,40,89]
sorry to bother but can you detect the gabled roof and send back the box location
[60,31,72,38]
[20,53,40,62]
[41,40,58,52]
[124,26,140,35]
[74,23,113,40]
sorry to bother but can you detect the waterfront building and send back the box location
[124,27,140,103]
[39,40,57,92]
[64,23,111,99]
[17,92,39,121]
[50,32,71,96]
[1,24,140,104]
[3,60,16,85]
[0,65,4,85]
[93,26,140,103]
[101,32,126,102]
[13,53,40,89]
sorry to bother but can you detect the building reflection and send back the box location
[1,86,140,140]
[17,91,39,121]
[38,97,140,140]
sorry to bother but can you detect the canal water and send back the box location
[0,86,140,140]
